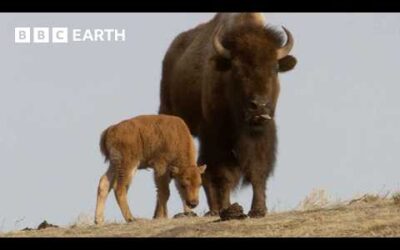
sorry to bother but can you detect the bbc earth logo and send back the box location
[15,27,126,43]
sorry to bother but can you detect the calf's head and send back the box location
[212,24,297,130]
[170,164,207,208]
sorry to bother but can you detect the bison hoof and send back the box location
[248,209,266,218]
[204,210,220,217]
[173,212,198,218]
[153,215,167,219]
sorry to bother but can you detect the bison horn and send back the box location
[213,25,231,59]
[276,26,294,60]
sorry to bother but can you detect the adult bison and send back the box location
[159,13,297,217]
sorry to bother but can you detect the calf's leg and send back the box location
[114,161,138,223]
[153,172,171,219]
[95,167,115,225]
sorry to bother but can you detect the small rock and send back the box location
[173,211,198,218]
[37,220,59,230]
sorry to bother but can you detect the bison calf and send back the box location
[95,114,206,225]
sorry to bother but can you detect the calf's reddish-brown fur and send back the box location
[95,114,206,224]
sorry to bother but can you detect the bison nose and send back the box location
[249,96,269,111]
[186,200,198,209]
[249,100,260,110]
[247,96,273,122]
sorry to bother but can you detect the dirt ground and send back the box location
[3,194,400,237]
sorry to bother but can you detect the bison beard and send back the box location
[236,122,277,217]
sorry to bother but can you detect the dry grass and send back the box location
[2,193,400,237]
[392,192,400,206]
[296,188,332,211]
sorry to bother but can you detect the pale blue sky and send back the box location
[1,13,400,232]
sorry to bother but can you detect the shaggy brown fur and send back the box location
[159,13,297,217]
[95,114,206,225]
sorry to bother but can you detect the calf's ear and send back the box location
[168,165,180,175]
[198,164,207,174]
[278,55,297,73]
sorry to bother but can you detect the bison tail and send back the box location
[99,128,109,163]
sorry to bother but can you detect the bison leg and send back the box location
[202,171,221,216]
[204,170,237,216]
[216,166,241,211]
[114,161,138,223]
[217,179,232,211]
[247,175,267,218]
[153,172,171,219]
[95,167,115,225]
[216,187,231,214]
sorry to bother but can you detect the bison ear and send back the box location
[210,55,232,72]
[198,164,207,174]
[278,55,297,73]
[168,165,180,175]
